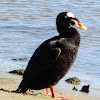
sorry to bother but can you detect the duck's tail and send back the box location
[16,80,28,93]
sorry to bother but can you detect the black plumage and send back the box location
[16,12,86,96]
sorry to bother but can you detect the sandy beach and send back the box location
[0,72,99,100]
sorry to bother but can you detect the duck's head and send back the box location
[56,12,87,34]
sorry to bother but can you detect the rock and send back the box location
[11,58,17,61]
[65,77,81,85]
[72,87,78,91]
[11,57,29,61]
[80,85,90,93]
[18,57,28,61]
[9,69,24,75]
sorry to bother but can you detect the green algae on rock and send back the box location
[9,69,24,75]
[65,77,81,85]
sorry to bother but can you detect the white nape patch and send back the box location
[67,12,75,18]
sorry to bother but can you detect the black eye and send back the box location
[70,21,75,25]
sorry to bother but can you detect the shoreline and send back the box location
[0,72,99,100]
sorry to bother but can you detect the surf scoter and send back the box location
[16,12,87,98]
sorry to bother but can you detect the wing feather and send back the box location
[23,40,61,80]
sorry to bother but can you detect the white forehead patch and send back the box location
[67,12,75,18]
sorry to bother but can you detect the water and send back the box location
[0,0,100,97]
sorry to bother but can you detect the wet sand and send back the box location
[0,72,99,100]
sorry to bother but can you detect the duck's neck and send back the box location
[57,26,78,38]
